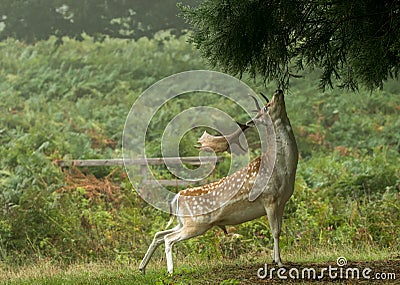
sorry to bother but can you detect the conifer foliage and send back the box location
[180,0,400,90]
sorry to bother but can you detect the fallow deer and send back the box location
[139,89,298,274]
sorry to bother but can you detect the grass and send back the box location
[2,247,398,284]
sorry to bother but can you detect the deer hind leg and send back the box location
[139,225,181,274]
[266,204,285,267]
[164,225,210,274]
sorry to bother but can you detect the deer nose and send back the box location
[275,89,283,95]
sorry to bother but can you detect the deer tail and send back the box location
[165,193,179,229]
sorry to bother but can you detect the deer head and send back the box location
[246,90,287,126]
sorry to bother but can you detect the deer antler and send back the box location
[195,122,249,153]
[249,95,261,111]
[195,93,267,153]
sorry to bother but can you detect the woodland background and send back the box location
[0,34,399,267]
[0,0,399,283]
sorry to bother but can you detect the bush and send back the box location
[0,34,399,265]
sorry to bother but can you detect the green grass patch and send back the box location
[2,247,398,284]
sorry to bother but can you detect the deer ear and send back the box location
[260,92,270,103]
[249,95,261,111]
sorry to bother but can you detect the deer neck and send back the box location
[261,112,298,177]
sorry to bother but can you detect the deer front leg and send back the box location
[266,205,285,267]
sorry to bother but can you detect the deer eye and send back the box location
[263,106,268,112]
